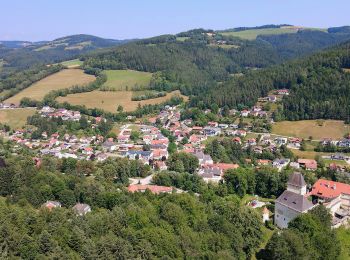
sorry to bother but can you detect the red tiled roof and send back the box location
[151,139,168,145]
[309,179,350,199]
[215,163,239,171]
[128,185,173,194]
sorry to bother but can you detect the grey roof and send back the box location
[288,172,306,187]
[276,190,313,212]
[102,140,116,147]
[72,203,91,213]
[203,167,221,176]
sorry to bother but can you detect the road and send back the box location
[129,173,155,185]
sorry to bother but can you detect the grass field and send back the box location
[272,120,350,140]
[5,69,95,105]
[221,26,300,40]
[102,70,152,91]
[57,90,187,112]
[176,37,190,42]
[291,149,332,159]
[0,108,36,129]
[60,59,83,68]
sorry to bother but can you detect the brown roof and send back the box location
[276,190,313,212]
[288,172,306,187]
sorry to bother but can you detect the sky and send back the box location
[1,0,349,41]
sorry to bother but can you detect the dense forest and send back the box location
[200,41,350,121]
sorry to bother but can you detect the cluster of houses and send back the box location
[275,172,350,229]
[258,88,290,103]
[42,201,91,216]
[321,136,350,148]
[40,106,82,121]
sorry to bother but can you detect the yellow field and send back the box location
[272,120,350,140]
[102,70,152,91]
[57,90,187,112]
[0,108,36,129]
[5,69,95,105]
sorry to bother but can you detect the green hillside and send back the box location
[221,26,300,40]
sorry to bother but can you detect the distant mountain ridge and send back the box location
[0,34,132,74]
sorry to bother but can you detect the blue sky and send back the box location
[1,0,349,41]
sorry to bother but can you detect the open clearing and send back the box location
[102,70,152,91]
[5,69,95,105]
[221,27,300,40]
[0,108,36,129]
[57,90,187,112]
[272,120,350,140]
[60,59,83,68]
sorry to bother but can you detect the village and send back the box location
[0,88,350,229]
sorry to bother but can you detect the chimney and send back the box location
[332,184,336,190]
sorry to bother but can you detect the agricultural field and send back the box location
[0,108,36,129]
[5,69,95,105]
[60,59,83,68]
[220,26,326,40]
[272,120,350,140]
[57,90,187,113]
[101,70,152,91]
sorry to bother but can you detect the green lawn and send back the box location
[101,70,152,91]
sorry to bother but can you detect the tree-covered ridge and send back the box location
[0,34,130,75]
[83,36,278,96]
[199,41,350,121]
[258,29,350,59]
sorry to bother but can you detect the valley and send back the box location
[0,7,350,258]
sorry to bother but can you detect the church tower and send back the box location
[287,172,307,195]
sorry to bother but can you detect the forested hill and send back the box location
[83,33,278,95]
[258,28,350,59]
[200,41,350,121]
[0,34,130,75]
[82,26,350,95]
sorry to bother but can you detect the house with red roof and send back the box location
[128,185,173,194]
[308,179,350,227]
[298,159,317,171]
[277,89,290,95]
